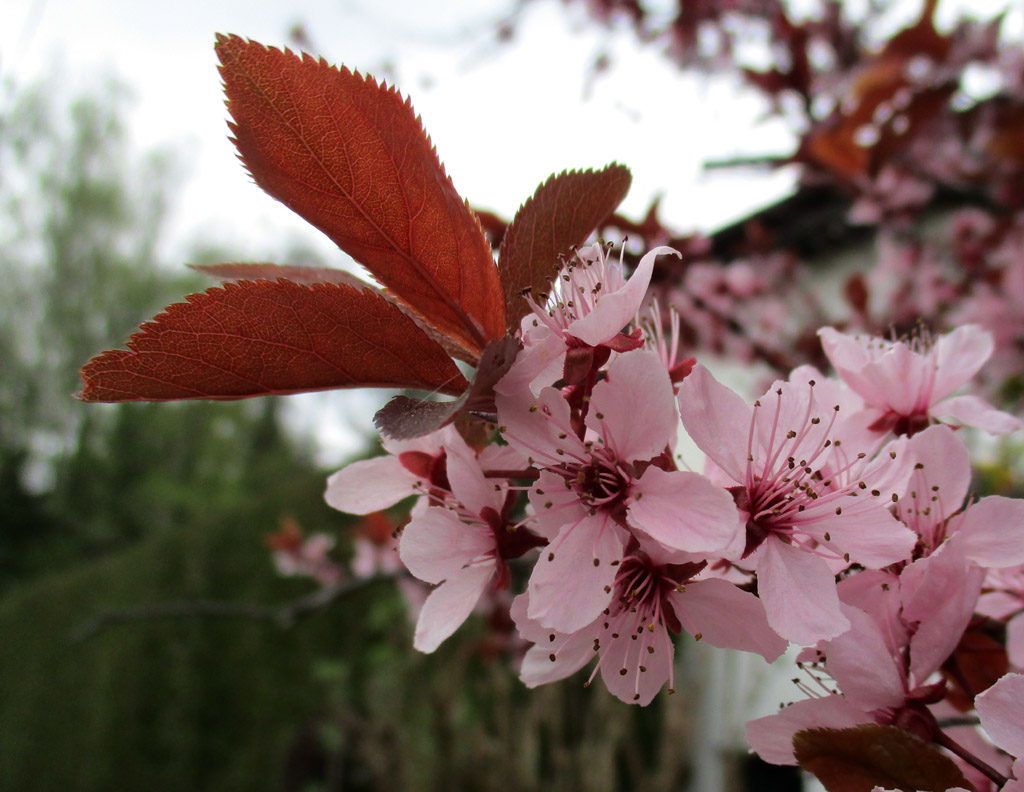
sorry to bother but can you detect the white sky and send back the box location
[3,0,801,263]
[4,0,1019,464]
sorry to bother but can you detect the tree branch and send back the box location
[69,573,395,643]
[702,154,789,170]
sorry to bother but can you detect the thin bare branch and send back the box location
[69,573,395,643]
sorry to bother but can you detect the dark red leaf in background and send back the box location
[799,0,953,182]
[215,34,505,360]
[498,165,631,332]
[78,280,468,402]
[942,617,1010,710]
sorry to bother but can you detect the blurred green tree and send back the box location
[0,76,325,586]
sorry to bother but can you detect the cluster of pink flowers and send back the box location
[324,242,1024,784]
[265,517,342,587]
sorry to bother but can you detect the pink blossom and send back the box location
[895,424,972,555]
[848,165,935,225]
[637,300,695,387]
[818,325,1024,437]
[666,254,800,364]
[950,224,1024,398]
[898,544,986,690]
[513,539,785,705]
[678,364,916,645]
[265,519,341,586]
[747,548,984,765]
[898,424,1024,567]
[349,512,403,579]
[324,427,455,515]
[399,433,541,652]
[509,243,679,393]
[498,351,741,633]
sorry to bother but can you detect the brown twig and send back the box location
[702,154,789,170]
[933,728,1009,788]
[69,573,394,643]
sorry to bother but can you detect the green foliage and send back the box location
[0,75,324,586]
[0,479,359,792]
[0,76,180,439]
[0,505,695,792]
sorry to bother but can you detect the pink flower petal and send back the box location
[519,635,595,688]
[752,380,834,469]
[528,470,592,541]
[670,578,787,661]
[836,570,906,656]
[677,364,752,483]
[503,329,566,395]
[822,604,905,711]
[955,496,1024,568]
[510,593,597,686]
[976,672,1024,758]
[977,589,1022,620]
[413,564,494,653]
[478,441,527,472]
[569,246,678,347]
[902,424,971,519]
[380,429,447,456]
[399,508,494,584]
[1008,614,1024,669]
[627,467,740,554]
[817,328,893,409]
[512,590,606,688]
[802,501,915,568]
[444,435,503,517]
[496,384,583,470]
[598,612,674,705]
[935,395,1024,434]
[745,695,872,765]
[325,456,421,514]
[900,548,985,685]
[527,514,625,633]
[859,342,926,416]
[932,325,993,402]
[589,350,678,463]
[757,538,851,645]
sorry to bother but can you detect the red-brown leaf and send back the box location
[190,262,371,288]
[498,165,631,333]
[942,617,1010,710]
[374,336,519,439]
[794,725,973,792]
[215,34,504,360]
[799,0,954,182]
[77,280,469,402]
[192,262,477,364]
